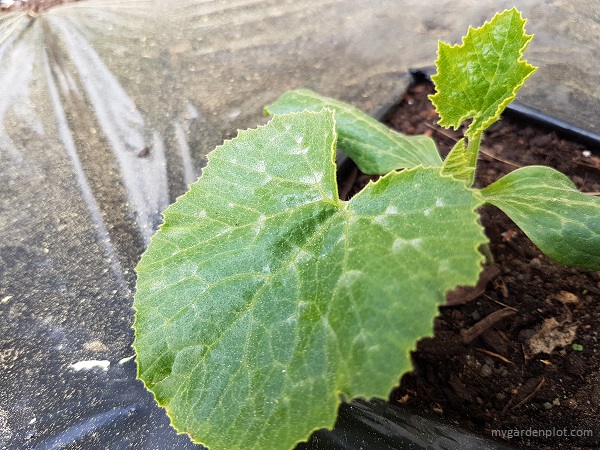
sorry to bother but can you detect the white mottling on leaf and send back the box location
[298,171,323,184]
[295,249,312,264]
[254,214,267,232]
[411,238,422,248]
[436,198,445,207]
[214,226,233,237]
[321,317,334,334]
[254,160,266,172]
[439,260,451,272]
[299,175,315,184]
[385,206,398,214]
[290,146,309,155]
[367,344,381,353]
[374,214,387,225]
[352,331,367,345]
[297,301,308,311]
[392,238,407,253]
[336,270,363,287]
[393,237,421,252]
[281,192,322,207]
[285,316,297,325]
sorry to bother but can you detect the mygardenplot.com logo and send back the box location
[491,427,593,440]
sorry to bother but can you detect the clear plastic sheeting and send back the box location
[515,0,600,135]
[0,0,598,449]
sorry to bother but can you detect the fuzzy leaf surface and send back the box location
[429,8,537,138]
[481,166,600,270]
[133,110,486,450]
[265,89,442,174]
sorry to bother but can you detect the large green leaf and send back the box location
[265,89,442,174]
[133,110,486,450]
[481,166,600,270]
[429,8,537,139]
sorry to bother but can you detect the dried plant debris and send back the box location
[524,318,578,359]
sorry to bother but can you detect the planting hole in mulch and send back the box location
[0,0,80,14]
[338,82,600,450]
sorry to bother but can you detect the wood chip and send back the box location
[461,307,516,344]
[475,347,515,365]
[512,377,545,410]
[502,376,545,414]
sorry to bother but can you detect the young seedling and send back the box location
[133,9,600,450]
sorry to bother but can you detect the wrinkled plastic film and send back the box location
[1,1,598,448]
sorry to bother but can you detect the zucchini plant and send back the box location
[133,9,600,450]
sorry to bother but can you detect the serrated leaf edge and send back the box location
[132,109,340,449]
[133,115,489,450]
[429,8,537,138]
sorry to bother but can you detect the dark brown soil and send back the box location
[0,0,80,14]
[341,82,600,449]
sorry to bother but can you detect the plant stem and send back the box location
[467,132,482,171]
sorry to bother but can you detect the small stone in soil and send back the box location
[529,257,543,269]
[480,364,492,377]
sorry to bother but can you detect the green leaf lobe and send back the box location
[265,89,442,174]
[133,111,487,450]
[481,166,600,270]
[429,8,537,138]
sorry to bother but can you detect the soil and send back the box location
[339,82,600,450]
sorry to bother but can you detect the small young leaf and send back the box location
[440,138,476,185]
[481,166,600,270]
[265,89,442,174]
[429,8,537,139]
[134,110,486,450]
